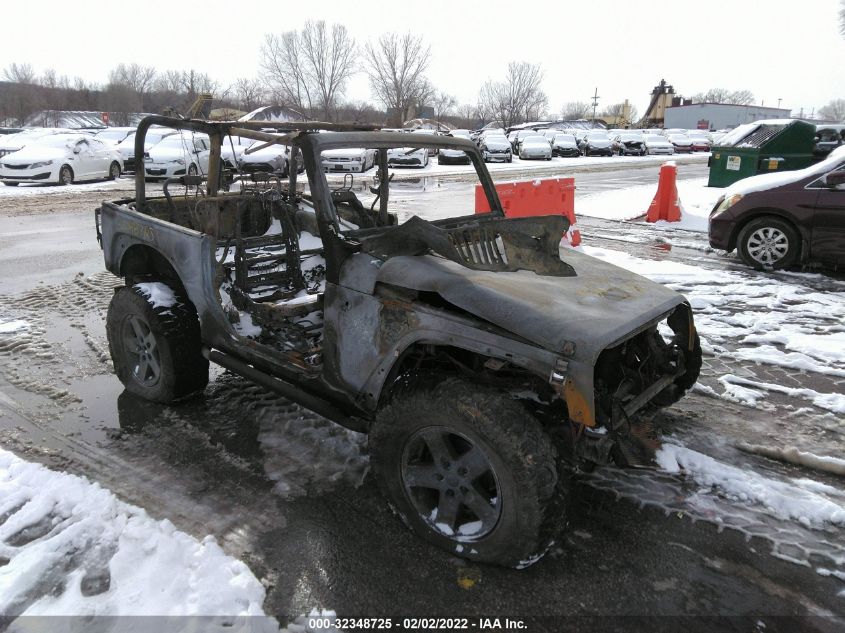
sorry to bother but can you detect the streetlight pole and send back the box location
[591,87,600,123]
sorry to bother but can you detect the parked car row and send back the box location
[475,126,718,159]
[0,124,311,185]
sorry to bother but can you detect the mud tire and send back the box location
[106,284,208,403]
[369,378,567,568]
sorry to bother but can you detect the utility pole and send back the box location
[591,87,600,123]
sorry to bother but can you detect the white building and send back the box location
[664,103,791,130]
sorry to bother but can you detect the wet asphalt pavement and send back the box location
[0,163,843,632]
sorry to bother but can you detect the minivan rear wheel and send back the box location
[737,216,799,270]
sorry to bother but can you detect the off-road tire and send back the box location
[106,283,209,403]
[369,378,567,568]
[737,215,800,270]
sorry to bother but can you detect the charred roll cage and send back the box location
[98,116,700,566]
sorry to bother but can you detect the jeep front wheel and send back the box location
[106,283,208,402]
[369,379,567,568]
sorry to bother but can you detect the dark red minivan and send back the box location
[709,146,845,270]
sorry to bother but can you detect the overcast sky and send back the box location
[3,0,843,117]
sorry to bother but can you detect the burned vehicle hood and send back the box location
[374,249,685,364]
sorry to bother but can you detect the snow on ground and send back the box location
[655,441,845,530]
[575,176,723,232]
[0,448,272,622]
[0,179,131,197]
[0,319,29,334]
[581,245,845,406]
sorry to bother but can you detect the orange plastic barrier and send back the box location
[475,177,581,247]
[645,163,682,223]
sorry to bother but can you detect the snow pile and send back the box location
[575,177,722,232]
[656,442,845,529]
[0,448,271,620]
[736,443,845,477]
[0,319,29,334]
[719,374,845,414]
[582,246,845,389]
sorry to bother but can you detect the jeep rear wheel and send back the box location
[369,378,567,568]
[106,283,208,402]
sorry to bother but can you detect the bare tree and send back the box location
[108,63,157,96]
[431,91,457,120]
[364,32,432,126]
[691,88,754,105]
[3,63,36,84]
[261,21,356,120]
[300,21,357,120]
[477,61,547,128]
[155,70,186,94]
[179,70,217,99]
[560,101,591,119]
[335,99,380,124]
[232,78,265,112]
[0,64,41,125]
[819,98,845,121]
[40,68,58,89]
[103,83,142,120]
[840,0,845,36]
[261,31,312,113]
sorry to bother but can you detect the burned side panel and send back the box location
[322,282,565,413]
[98,201,242,352]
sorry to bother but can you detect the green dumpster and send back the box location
[707,119,821,187]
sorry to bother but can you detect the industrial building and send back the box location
[664,102,791,131]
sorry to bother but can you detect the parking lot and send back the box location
[1,157,843,631]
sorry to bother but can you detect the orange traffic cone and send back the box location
[646,162,682,222]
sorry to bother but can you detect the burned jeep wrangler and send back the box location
[96,116,701,568]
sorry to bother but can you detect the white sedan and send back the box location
[519,135,553,160]
[321,147,377,173]
[237,138,292,176]
[117,127,178,172]
[144,133,211,180]
[94,127,136,147]
[387,146,429,168]
[643,134,675,156]
[0,134,122,186]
